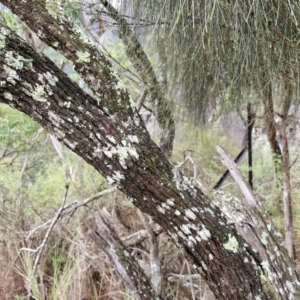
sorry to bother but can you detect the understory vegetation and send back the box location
[1,102,300,299]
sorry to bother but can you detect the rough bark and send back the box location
[280,76,294,258]
[257,79,282,179]
[0,2,299,299]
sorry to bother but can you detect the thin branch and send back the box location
[32,183,70,273]
[216,145,259,208]
[62,187,117,213]
[176,154,207,192]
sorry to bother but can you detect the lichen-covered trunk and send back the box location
[0,1,299,299]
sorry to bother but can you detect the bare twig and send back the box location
[62,187,117,213]
[32,183,70,273]
[176,154,207,192]
[24,187,117,240]
[216,145,259,208]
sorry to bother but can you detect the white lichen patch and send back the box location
[32,85,47,102]
[261,261,273,281]
[187,236,197,247]
[63,138,77,149]
[4,92,13,100]
[44,71,58,86]
[4,65,20,84]
[261,231,268,245]
[103,143,139,169]
[157,205,166,214]
[197,225,211,241]
[5,51,30,70]
[106,135,116,144]
[48,111,64,126]
[223,234,239,253]
[175,209,181,216]
[172,169,197,198]
[286,281,295,294]
[93,147,102,158]
[161,202,171,210]
[209,253,214,260]
[204,207,215,216]
[185,209,196,220]
[63,101,71,108]
[128,135,139,144]
[201,262,208,271]
[76,51,90,63]
[166,198,175,206]
[0,26,9,37]
[267,222,272,231]
[181,224,192,235]
[107,171,125,185]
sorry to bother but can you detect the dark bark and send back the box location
[0,2,299,299]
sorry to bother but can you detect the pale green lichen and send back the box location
[0,34,5,49]
[32,85,47,102]
[5,52,26,69]
[45,0,62,20]
[261,261,273,281]
[0,27,8,49]
[4,65,20,85]
[103,144,139,169]
[4,92,13,100]
[223,234,239,253]
[76,51,91,63]
[63,101,71,108]
[73,23,93,45]
[44,71,58,86]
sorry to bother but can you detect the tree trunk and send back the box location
[99,0,175,157]
[280,75,294,258]
[0,2,299,299]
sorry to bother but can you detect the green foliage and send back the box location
[105,42,141,101]
[64,1,82,21]
[119,0,300,124]
[0,105,40,150]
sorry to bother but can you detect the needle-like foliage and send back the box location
[118,0,300,123]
